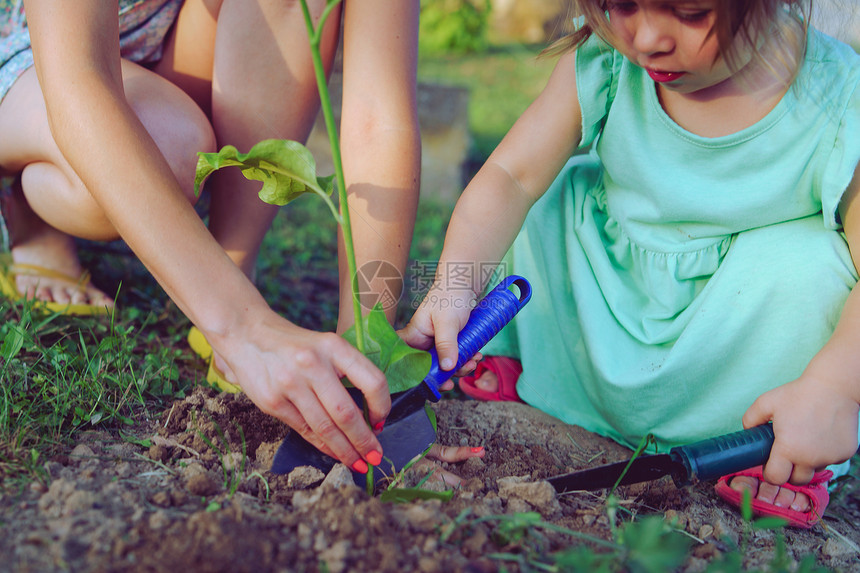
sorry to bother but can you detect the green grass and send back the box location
[0,301,192,487]
[418,43,556,161]
[256,194,340,331]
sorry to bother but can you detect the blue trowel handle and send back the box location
[422,275,532,400]
[670,423,775,486]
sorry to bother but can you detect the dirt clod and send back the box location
[287,465,326,489]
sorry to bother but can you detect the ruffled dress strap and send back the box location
[576,34,625,150]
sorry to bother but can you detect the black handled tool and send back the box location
[547,424,775,493]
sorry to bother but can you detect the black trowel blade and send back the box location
[367,401,437,483]
[270,429,337,478]
[270,385,437,486]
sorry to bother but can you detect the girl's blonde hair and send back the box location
[546,0,812,76]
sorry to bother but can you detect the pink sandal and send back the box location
[457,356,524,402]
[714,465,833,528]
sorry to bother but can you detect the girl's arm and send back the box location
[743,162,860,486]
[24,0,388,470]
[336,0,421,328]
[401,50,583,368]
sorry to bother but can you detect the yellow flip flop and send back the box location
[0,253,113,316]
[187,326,242,393]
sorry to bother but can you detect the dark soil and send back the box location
[2,232,856,572]
[2,386,858,573]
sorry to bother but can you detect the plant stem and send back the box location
[299,0,365,353]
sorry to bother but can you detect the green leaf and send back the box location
[492,512,543,545]
[553,546,618,573]
[1,325,25,361]
[118,430,153,448]
[618,516,692,573]
[379,487,454,503]
[424,403,437,431]
[740,488,754,521]
[752,516,788,531]
[194,139,334,206]
[341,305,432,393]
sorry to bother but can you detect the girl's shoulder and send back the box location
[575,33,624,76]
[804,27,860,84]
[807,26,860,66]
[799,27,860,113]
[575,34,627,146]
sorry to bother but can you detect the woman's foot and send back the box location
[2,177,113,308]
[9,234,113,308]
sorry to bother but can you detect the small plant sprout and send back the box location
[193,413,248,497]
[193,0,431,395]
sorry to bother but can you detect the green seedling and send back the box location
[193,0,431,394]
[608,433,656,499]
[247,470,271,501]
[118,430,152,449]
[378,484,454,504]
[375,403,441,498]
[193,413,247,497]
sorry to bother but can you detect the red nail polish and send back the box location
[366,450,383,466]
[351,459,368,474]
[470,447,484,454]
[373,420,385,431]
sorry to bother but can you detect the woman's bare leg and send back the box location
[212,0,342,276]
[0,61,213,304]
[154,0,341,277]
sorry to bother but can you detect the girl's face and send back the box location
[606,0,751,95]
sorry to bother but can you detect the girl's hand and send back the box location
[398,287,482,389]
[743,373,859,486]
[209,315,391,473]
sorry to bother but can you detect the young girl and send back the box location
[402,0,860,526]
[0,0,483,477]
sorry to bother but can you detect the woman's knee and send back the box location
[122,62,216,205]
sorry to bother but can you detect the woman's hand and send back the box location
[208,314,391,473]
[743,372,859,486]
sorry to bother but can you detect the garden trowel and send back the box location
[270,275,532,484]
[546,424,775,493]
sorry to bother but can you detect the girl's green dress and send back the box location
[486,29,860,464]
